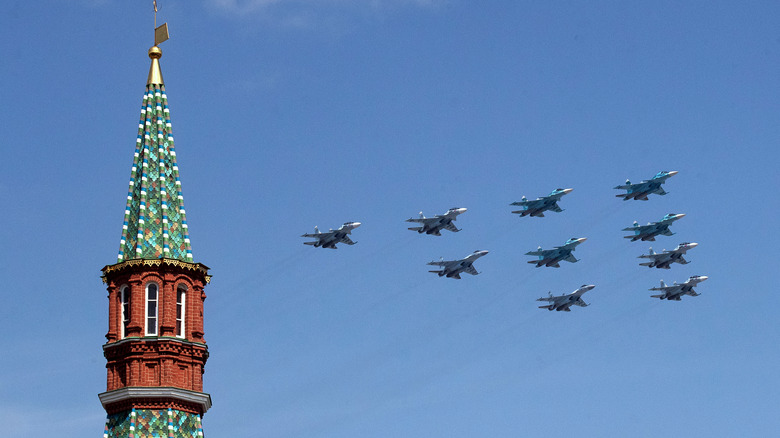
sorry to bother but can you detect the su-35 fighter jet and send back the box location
[537,284,595,312]
[406,207,467,235]
[638,242,698,269]
[614,170,678,201]
[301,222,361,249]
[510,188,573,217]
[427,250,489,279]
[623,214,685,242]
[526,237,587,268]
[649,275,708,301]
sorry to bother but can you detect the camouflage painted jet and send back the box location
[614,170,678,201]
[649,275,708,300]
[638,242,698,269]
[526,237,587,268]
[406,207,467,235]
[301,222,361,249]
[510,188,573,217]
[537,284,595,312]
[427,250,489,279]
[623,214,685,242]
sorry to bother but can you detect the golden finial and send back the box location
[147,1,169,86]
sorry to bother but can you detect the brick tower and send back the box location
[99,25,211,437]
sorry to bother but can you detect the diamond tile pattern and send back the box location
[117,85,193,263]
[104,409,204,437]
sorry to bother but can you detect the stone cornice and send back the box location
[101,258,211,284]
[98,387,211,414]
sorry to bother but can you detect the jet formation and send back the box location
[537,284,595,312]
[614,170,678,201]
[427,250,489,279]
[525,237,587,268]
[638,242,698,269]
[300,170,707,307]
[510,188,573,217]
[649,276,708,300]
[623,214,685,242]
[406,207,467,235]
[301,222,361,249]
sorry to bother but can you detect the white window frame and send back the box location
[176,285,186,339]
[145,282,159,336]
[120,285,131,339]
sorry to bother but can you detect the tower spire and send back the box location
[101,15,212,437]
[117,20,191,263]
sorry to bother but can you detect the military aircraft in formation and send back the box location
[301,222,361,249]
[406,207,467,235]
[537,284,595,311]
[623,213,685,242]
[302,170,707,307]
[649,275,708,300]
[510,188,573,217]
[525,237,587,268]
[638,242,698,269]
[427,250,489,279]
[614,170,678,201]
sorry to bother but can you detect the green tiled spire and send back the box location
[117,46,193,263]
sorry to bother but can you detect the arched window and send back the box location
[176,285,186,338]
[146,283,159,336]
[120,285,131,339]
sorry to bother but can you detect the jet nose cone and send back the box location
[351,222,362,228]
[578,237,587,242]
[688,242,699,248]
[698,276,708,281]
[583,284,596,290]
[476,250,489,256]
[669,171,678,176]
[457,208,468,213]
[563,188,574,194]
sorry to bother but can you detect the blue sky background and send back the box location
[1,1,778,436]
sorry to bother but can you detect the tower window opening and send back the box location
[120,286,131,339]
[146,283,158,336]
[176,285,186,338]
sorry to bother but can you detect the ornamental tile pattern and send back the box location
[118,85,193,263]
[104,409,203,437]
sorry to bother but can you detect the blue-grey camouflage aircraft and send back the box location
[638,242,698,269]
[537,284,595,311]
[301,222,361,249]
[427,250,489,279]
[406,207,467,235]
[623,214,685,242]
[614,170,678,201]
[649,275,708,300]
[510,188,573,217]
[526,237,587,268]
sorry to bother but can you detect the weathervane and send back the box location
[153,0,169,46]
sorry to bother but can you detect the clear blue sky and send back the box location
[1,1,778,436]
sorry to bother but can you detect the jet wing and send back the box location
[442,222,460,233]
[549,202,563,213]
[301,232,331,238]
[525,249,552,257]
[428,259,455,267]
[461,264,479,276]
[405,217,430,224]
[341,235,356,245]
[563,253,578,263]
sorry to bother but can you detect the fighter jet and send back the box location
[406,207,467,235]
[427,250,489,279]
[525,237,587,268]
[510,188,573,217]
[649,275,708,300]
[301,222,361,249]
[614,170,678,201]
[537,284,595,311]
[638,242,698,269]
[623,214,685,242]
